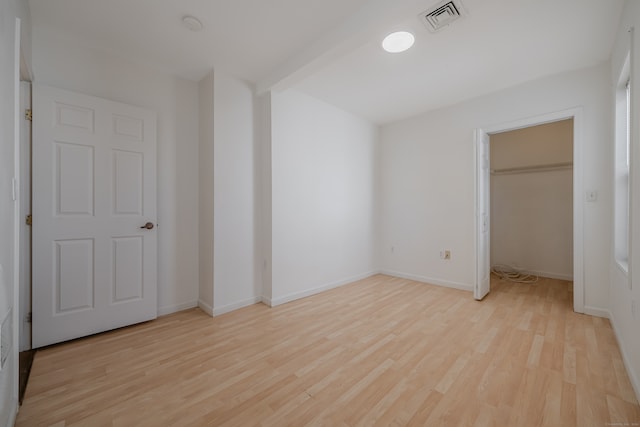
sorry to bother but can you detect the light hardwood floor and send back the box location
[17,274,640,426]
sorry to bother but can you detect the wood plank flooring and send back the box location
[16,274,640,426]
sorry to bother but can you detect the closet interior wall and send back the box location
[490,119,574,281]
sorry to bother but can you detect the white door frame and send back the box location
[11,16,28,416]
[18,81,31,351]
[474,107,584,313]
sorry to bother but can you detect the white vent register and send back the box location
[420,0,466,33]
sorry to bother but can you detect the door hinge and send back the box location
[25,109,32,121]
[25,214,32,226]
[25,312,32,323]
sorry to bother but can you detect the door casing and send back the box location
[474,107,584,313]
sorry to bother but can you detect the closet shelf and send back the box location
[491,162,573,175]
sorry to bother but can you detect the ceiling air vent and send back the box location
[419,0,466,33]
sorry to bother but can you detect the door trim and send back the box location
[19,81,31,351]
[474,107,584,313]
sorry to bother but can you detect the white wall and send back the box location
[258,93,273,302]
[0,1,30,425]
[491,170,573,279]
[269,90,378,305]
[198,71,214,315]
[380,63,611,307]
[490,121,574,280]
[31,28,200,316]
[610,0,640,402]
[31,28,263,321]
[175,78,200,314]
[212,72,262,314]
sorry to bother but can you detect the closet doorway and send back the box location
[474,108,584,313]
[490,120,574,283]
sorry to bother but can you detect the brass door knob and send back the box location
[140,222,155,230]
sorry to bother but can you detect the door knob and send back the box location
[140,222,155,230]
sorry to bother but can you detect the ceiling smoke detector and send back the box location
[182,15,203,32]
[419,0,466,33]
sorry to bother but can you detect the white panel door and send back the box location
[475,129,491,300]
[32,85,157,348]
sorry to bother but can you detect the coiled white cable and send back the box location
[490,264,538,284]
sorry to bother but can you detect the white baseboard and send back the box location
[7,398,17,427]
[198,299,214,317]
[261,296,273,307]
[520,269,573,281]
[158,300,198,316]
[583,305,610,319]
[213,296,263,316]
[609,310,640,404]
[380,269,474,292]
[270,271,377,307]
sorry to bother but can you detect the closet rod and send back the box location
[491,162,573,175]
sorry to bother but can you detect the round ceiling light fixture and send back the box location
[182,15,203,32]
[382,31,415,53]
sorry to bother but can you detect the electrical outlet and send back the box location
[440,250,451,260]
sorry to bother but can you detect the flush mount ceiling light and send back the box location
[182,15,203,32]
[382,31,415,53]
